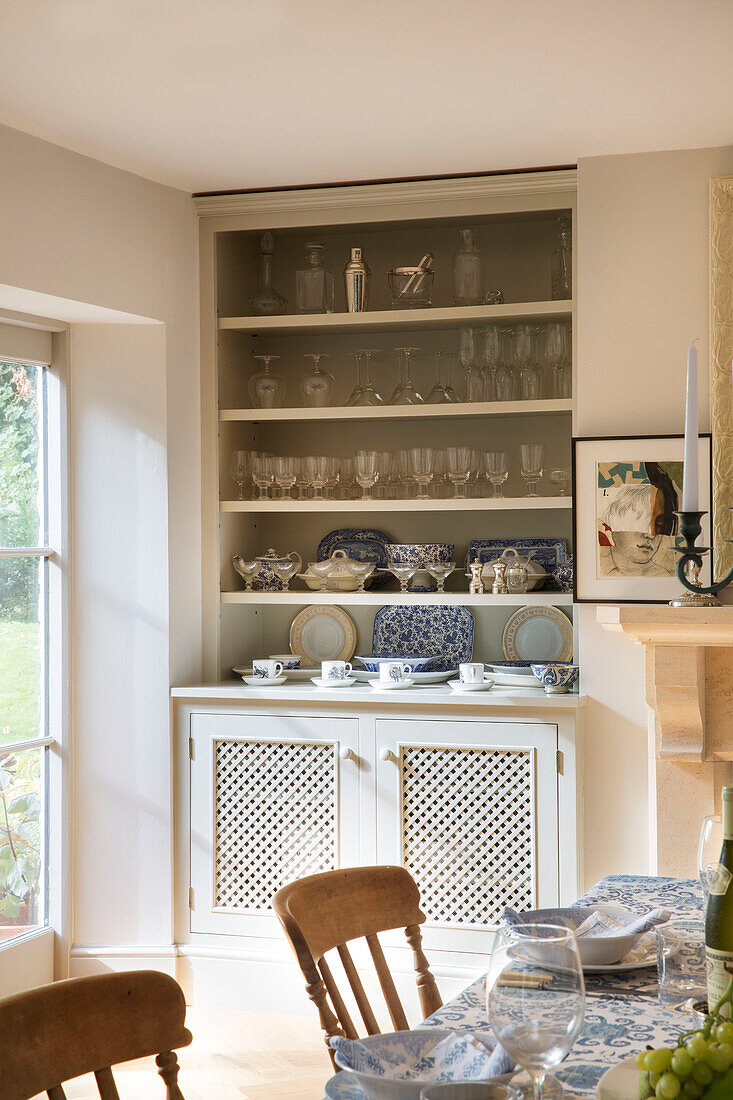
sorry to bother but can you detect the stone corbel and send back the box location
[645,645,705,761]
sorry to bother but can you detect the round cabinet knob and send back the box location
[379,748,399,764]
[339,747,356,761]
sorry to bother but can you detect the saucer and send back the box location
[310,676,357,689]
[447,678,495,692]
[370,678,416,690]
[242,675,288,687]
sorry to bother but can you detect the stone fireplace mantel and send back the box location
[598,606,733,876]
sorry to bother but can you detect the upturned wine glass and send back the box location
[299,353,335,407]
[447,446,472,497]
[388,347,424,405]
[425,351,452,404]
[520,443,546,496]
[409,447,435,500]
[355,450,379,500]
[487,924,585,1100]
[347,349,384,406]
[486,451,509,498]
[248,355,286,409]
[231,450,250,499]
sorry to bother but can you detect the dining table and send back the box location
[323,874,706,1098]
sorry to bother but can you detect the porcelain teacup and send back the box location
[321,660,352,681]
[378,661,412,684]
[459,662,484,684]
[252,659,284,679]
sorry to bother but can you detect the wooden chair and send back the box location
[273,865,442,1066]
[0,970,192,1100]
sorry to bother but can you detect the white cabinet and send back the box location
[189,712,360,937]
[374,718,559,956]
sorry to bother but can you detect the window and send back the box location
[0,359,55,942]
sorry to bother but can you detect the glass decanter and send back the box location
[299,353,335,407]
[248,354,286,408]
[295,242,335,314]
[246,231,287,316]
[551,216,572,300]
[452,227,483,306]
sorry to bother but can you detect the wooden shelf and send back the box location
[218,300,573,336]
[220,496,572,513]
[220,590,573,607]
[219,398,572,423]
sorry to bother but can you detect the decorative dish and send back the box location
[289,605,357,665]
[501,605,573,662]
[351,669,456,685]
[317,528,394,590]
[372,605,474,672]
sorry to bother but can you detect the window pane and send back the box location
[0,361,42,549]
[0,557,43,745]
[0,746,45,938]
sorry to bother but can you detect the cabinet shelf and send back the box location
[220,590,573,607]
[218,300,573,336]
[219,398,572,423]
[220,496,572,513]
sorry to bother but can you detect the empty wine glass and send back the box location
[447,446,471,497]
[376,450,394,499]
[273,456,299,500]
[520,443,546,497]
[355,450,379,500]
[495,329,516,401]
[388,347,424,405]
[427,561,455,592]
[389,562,418,592]
[231,450,250,499]
[348,349,383,406]
[324,456,341,499]
[440,351,461,403]
[549,468,571,496]
[251,453,274,499]
[299,353,335,407]
[481,325,503,401]
[487,923,585,1100]
[425,351,452,404]
[516,325,543,400]
[248,355,286,409]
[699,814,725,907]
[302,455,329,500]
[485,452,509,498]
[337,457,355,499]
[409,447,435,500]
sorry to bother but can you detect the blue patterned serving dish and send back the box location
[552,556,574,593]
[317,528,394,590]
[355,654,443,673]
[372,605,474,672]
[530,662,579,694]
[467,537,568,591]
[387,543,454,566]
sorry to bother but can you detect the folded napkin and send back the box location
[330,1031,515,1081]
[503,906,670,939]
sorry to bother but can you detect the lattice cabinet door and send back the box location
[375,719,559,955]
[189,713,360,936]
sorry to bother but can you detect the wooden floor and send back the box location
[35,1006,331,1099]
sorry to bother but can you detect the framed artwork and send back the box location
[573,434,712,603]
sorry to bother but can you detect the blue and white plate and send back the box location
[467,537,568,591]
[355,654,443,673]
[372,605,474,672]
[317,529,394,590]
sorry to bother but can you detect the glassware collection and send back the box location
[245,219,572,316]
[245,323,572,409]
[230,445,566,502]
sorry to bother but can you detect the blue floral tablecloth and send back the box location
[422,875,703,1097]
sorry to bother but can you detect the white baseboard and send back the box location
[69,943,178,978]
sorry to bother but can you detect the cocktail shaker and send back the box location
[344,247,370,312]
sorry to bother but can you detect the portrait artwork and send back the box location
[596,460,682,579]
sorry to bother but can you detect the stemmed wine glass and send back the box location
[459,327,483,403]
[481,325,503,401]
[299,353,335,408]
[251,454,274,499]
[545,323,571,399]
[231,450,250,500]
[355,451,379,500]
[516,325,543,400]
[273,456,299,500]
[549,468,571,496]
[248,355,286,409]
[447,446,471,497]
[425,351,452,404]
[302,455,330,500]
[347,349,384,406]
[486,451,509,498]
[699,814,724,907]
[408,447,435,500]
[388,348,423,405]
[487,923,585,1100]
[520,443,546,497]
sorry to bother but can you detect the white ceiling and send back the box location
[1,0,732,194]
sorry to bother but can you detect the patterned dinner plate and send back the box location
[596,1058,636,1099]
[289,605,357,665]
[317,528,394,590]
[501,605,573,662]
[372,605,474,672]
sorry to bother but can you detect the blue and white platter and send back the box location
[467,537,568,590]
[317,528,394,590]
[372,605,474,672]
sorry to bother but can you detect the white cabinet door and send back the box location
[375,718,559,955]
[190,712,360,936]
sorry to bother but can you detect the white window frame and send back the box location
[0,316,69,989]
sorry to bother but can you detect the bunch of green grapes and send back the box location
[637,1021,733,1099]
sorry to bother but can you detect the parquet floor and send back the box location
[34,1006,331,1099]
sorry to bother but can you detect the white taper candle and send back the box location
[682,340,699,511]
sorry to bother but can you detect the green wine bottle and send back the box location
[706,786,733,1016]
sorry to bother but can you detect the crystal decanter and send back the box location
[452,228,483,306]
[246,231,287,316]
[295,242,334,314]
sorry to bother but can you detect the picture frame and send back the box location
[572,433,712,604]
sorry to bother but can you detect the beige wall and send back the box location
[577,144,733,885]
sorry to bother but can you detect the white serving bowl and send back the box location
[512,905,647,967]
[332,1030,511,1100]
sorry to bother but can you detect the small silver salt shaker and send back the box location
[344,247,371,312]
[468,562,485,595]
[491,560,509,594]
